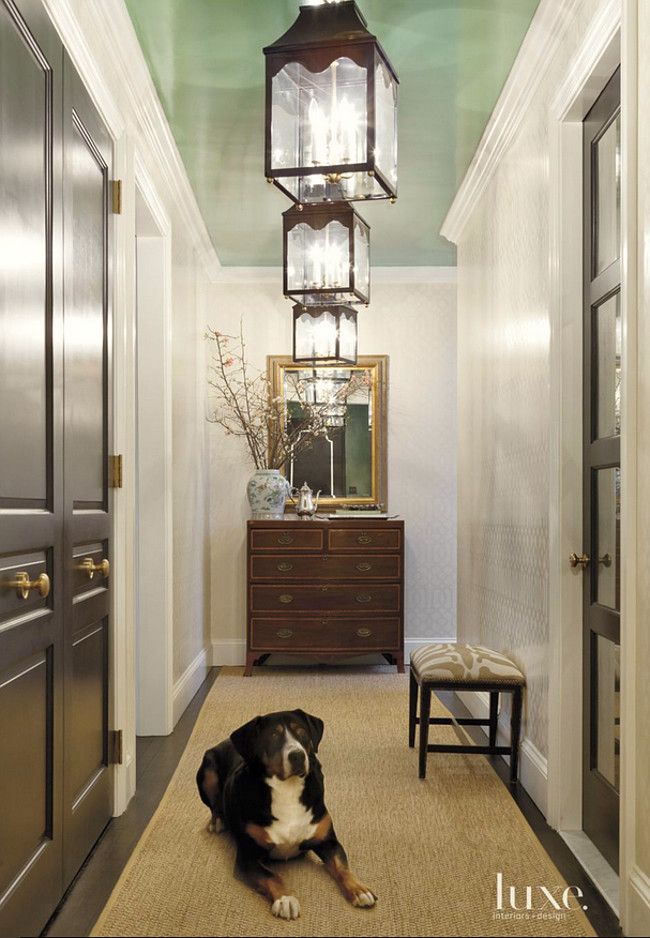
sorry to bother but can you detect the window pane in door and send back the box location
[594,291,621,439]
[596,467,620,610]
[594,113,621,274]
[593,634,620,791]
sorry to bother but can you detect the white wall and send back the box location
[448,0,610,769]
[207,275,457,665]
[445,0,650,930]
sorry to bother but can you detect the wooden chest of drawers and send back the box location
[245,519,404,675]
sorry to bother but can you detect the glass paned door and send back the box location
[582,68,621,872]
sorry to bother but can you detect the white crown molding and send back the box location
[551,0,621,120]
[440,0,582,245]
[213,266,457,285]
[43,0,221,280]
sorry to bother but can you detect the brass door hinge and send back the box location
[108,454,123,488]
[109,729,123,765]
[111,179,122,214]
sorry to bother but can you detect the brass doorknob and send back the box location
[77,557,110,580]
[7,571,50,600]
[569,552,590,569]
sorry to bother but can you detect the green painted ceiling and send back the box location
[125,0,539,266]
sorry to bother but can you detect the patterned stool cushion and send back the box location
[410,642,525,685]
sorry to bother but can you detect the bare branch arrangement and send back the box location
[205,322,363,472]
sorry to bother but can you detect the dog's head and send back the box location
[230,709,324,780]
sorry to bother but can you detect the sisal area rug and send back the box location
[91,667,595,937]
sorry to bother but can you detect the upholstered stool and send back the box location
[409,642,525,786]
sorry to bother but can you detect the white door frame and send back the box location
[547,0,636,926]
[134,153,174,736]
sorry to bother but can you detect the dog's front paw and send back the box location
[207,817,224,834]
[348,884,377,908]
[271,895,301,920]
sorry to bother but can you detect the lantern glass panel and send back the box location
[339,308,357,362]
[287,220,351,294]
[295,309,337,361]
[374,57,398,190]
[353,218,369,299]
[272,56,372,204]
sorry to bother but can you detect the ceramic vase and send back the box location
[246,469,291,520]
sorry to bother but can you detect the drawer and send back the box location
[250,584,400,613]
[250,617,401,650]
[250,528,324,551]
[328,527,402,552]
[250,554,401,581]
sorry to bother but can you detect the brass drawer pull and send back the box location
[356,593,372,604]
[357,534,373,544]
[77,557,110,580]
[277,533,294,545]
[277,562,294,572]
[356,562,372,572]
[276,628,293,639]
[357,627,372,637]
[279,593,294,604]
[321,586,329,592]
[7,571,50,600]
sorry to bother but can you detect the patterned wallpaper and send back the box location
[455,0,602,758]
[208,279,458,654]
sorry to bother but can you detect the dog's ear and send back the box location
[292,709,324,753]
[230,716,262,763]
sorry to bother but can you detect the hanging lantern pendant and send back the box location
[293,304,358,365]
[283,201,370,306]
[264,0,399,205]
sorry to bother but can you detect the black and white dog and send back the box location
[196,709,376,920]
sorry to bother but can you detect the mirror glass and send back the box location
[269,356,387,507]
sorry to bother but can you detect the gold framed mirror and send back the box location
[268,355,388,508]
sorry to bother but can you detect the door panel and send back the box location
[0,1,63,933]
[0,649,51,897]
[582,68,621,872]
[62,53,113,885]
[66,111,108,508]
[0,0,52,508]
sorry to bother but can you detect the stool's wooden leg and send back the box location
[418,684,431,779]
[509,686,523,786]
[409,669,418,748]
[489,691,499,751]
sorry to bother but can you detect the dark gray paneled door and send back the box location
[0,2,64,934]
[582,68,621,873]
[0,3,113,934]
[62,52,113,886]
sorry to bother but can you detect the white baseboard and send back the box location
[211,639,246,666]
[210,637,456,668]
[628,866,650,936]
[173,647,210,725]
[405,637,456,659]
[456,689,548,815]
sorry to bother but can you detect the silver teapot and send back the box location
[294,481,320,520]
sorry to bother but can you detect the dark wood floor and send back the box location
[42,669,620,938]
